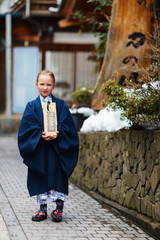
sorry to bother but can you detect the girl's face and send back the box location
[36,74,55,98]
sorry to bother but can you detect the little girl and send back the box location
[18,70,79,222]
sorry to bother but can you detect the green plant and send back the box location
[72,0,112,60]
[102,75,160,125]
[87,0,113,9]
[71,86,94,107]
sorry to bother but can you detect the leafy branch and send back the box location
[72,0,113,60]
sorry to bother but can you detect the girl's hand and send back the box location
[41,131,59,141]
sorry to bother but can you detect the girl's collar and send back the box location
[40,94,52,102]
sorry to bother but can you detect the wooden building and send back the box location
[0,0,100,114]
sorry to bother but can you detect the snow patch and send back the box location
[80,108,131,132]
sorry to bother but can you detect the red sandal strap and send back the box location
[39,212,45,216]
[54,210,62,216]
[34,210,46,216]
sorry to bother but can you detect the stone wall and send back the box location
[71,130,160,222]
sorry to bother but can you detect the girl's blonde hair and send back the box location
[37,70,55,83]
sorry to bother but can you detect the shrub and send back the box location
[71,86,94,107]
[102,73,160,125]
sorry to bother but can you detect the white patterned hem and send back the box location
[37,190,65,205]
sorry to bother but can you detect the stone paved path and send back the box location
[0,134,155,240]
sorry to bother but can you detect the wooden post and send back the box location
[92,0,152,109]
[5,0,12,126]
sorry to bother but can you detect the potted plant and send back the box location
[71,86,93,108]
[71,86,94,130]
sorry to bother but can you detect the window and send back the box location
[45,50,98,103]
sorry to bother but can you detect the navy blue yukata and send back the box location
[18,95,79,197]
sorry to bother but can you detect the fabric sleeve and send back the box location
[18,103,43,155]
[56,101,79,178]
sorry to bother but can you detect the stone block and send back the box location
[132,161,138,174]
[125,171,139,190]
[155,185,160,202]
[149,191,156,204]
[145,180,151,195]
[155,202,160,222]
[141,195,150,214]
[139,170,146,187]
[140,159,147,171]
[155,153,160,164]
[146,136,151,151]
[146,201,153,218]
[125,131,131,144]
[124,188,135,208]
[118,193,125,205]
[135,197,141,212]
[131,131,138,143]
[136,182,141,196]
[111,186,120,201]
[146,150,154,174]
[152,204,156,219]
[140,187,145,198]
[150,165,160,193]
[107,175,116,188]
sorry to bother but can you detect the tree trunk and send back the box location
[92,0,152,109]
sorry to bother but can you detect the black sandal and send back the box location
[32,209,47,222]
[51,209,62,222]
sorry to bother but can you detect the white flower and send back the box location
[149,81,160,90]
[142,84,148,89]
